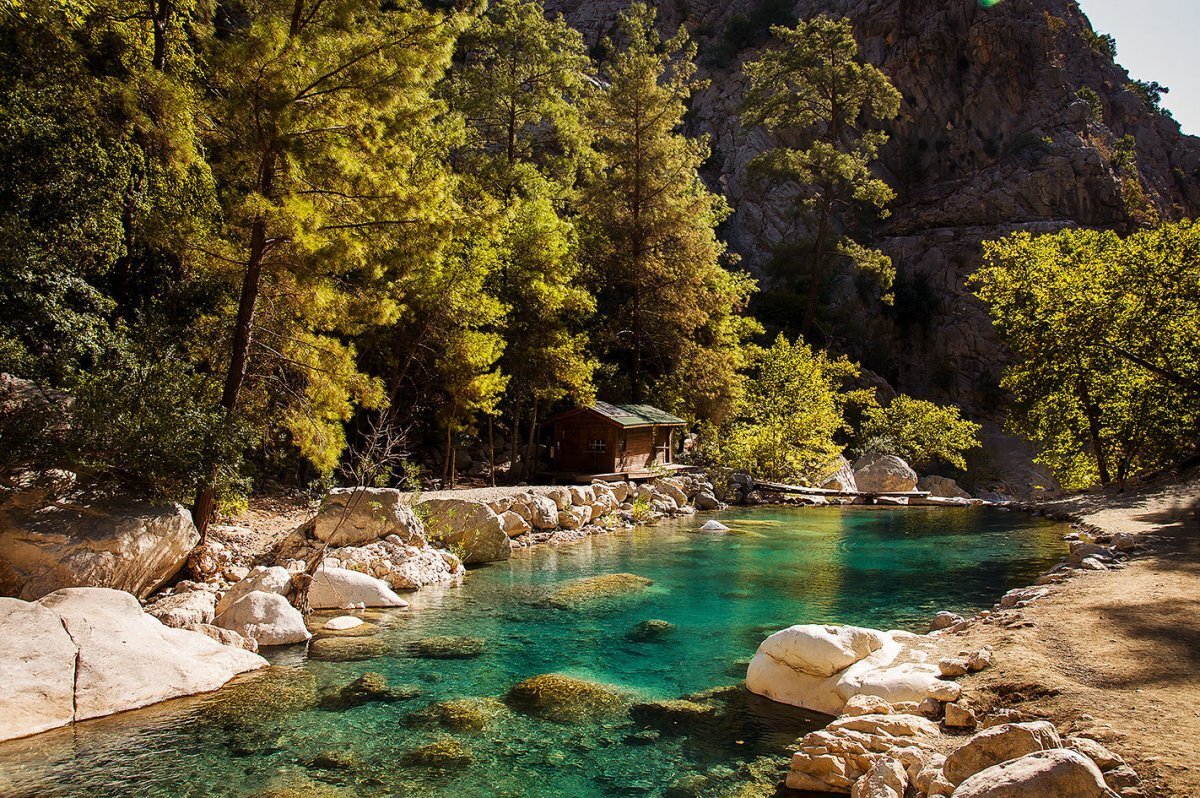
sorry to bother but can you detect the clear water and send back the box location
[0,507,1067,798]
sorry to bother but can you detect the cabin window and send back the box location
[588,438,607,452]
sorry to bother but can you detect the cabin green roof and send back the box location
[589,402,686,427]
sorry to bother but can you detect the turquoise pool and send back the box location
[0,506,1067,797]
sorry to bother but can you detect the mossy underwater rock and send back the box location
[627,618,675,641]
[318,671,420,710]
[204,666,318,724]
[405,635,486,659]
[251,774,352,798]
[545,573,653,609]
[399,737,474,767]
[505,673,629,724]
[629,699,720,734]
[404,697,507,732]
[308,635,386,662]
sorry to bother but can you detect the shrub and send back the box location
[855,395,981,470]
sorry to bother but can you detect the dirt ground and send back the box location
[945,474,1200,797]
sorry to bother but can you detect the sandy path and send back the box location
[944,475,1200,797]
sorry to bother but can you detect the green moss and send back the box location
[404,697,507,732]
[204,667,317,724]
[308,636,386,662]
[405,636,487,659]
[545,573,653,609]
[627,618,676,641]
[505,673,629,724]
[318,672,420,710]
[399,738,473,767]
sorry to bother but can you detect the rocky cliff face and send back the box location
[548,0,1200,489]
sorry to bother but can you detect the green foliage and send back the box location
[973,222,1200,489]
[583,3,758,421]
[702,335,870,483]
[740,15,900,333]
[1076,86,1103,123]
[856,395,981,471]
[1081,27,1117,60]
[69,346,250,503]
[1128,79,1172,118]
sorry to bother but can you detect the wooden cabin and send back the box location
[547,402,687,480]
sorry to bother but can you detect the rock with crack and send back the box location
[0,587,267,742]
[0,500,198,600]
[746,624,960,715]
[943,721,1063,785]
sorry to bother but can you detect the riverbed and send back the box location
[0,506,1068,797]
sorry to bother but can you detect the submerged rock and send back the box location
[406,635,486,659]
[545,573,653,609]
[318,671,419,710]
[400,738,474,767]
[627,618,676,641]
[629,699,719,734]
[405,697,507,732]
[308,635,386,662]
[204,667,318,724]
[505,673,629,723]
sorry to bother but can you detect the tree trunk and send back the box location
[487,415,496,487]
[523,401,539,480]
[192,149,277,539]
[803,187,833,338]
[1076,376,1111,485]
[509,393,522,484]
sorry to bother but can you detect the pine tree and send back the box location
[444,0,597,478]
[191,0,463,531]
[741,15,900,337]
[583,3,757,420]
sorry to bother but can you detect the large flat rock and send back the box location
[0,587,269,739]
[0,500,198,600]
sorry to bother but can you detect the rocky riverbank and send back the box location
[0,472,723,741]
[737,473,1198,797]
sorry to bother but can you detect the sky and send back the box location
[1076,0,1199,135]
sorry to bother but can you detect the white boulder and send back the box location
[943,721,1063,784]
[215,590,311,646]
[499,510,532,537]
[853,453,919,493]
[529,495,560,530]
[145,589,217,628]
[0,588,267,741]
[307,566,408,609]
[951,749,1113,798]
[309,487,425,547]
[418,498,512,564]
[216,565,293,615]
[698,520,730,532]
[747,624,959,715]
[0,596,77,740]
[323,615,365,631]
[0,500,198,600]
